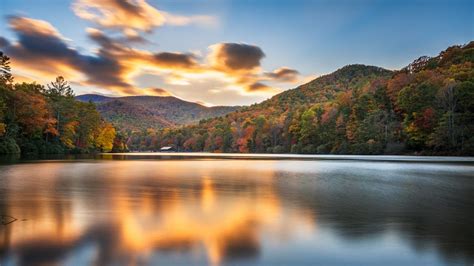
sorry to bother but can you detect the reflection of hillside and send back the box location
[1,160,472,265]
[274,162,474,264]
[0,161,315,265]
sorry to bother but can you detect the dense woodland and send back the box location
[0,52,118,155]
[1,42,473,155]
[75,94,239,131]
[127,42,474,155]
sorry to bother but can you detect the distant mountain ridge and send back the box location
[75,94,111,103]
[76,64,391,132]
[75,94,240,131]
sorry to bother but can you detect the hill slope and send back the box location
[256,64,393,112]
[75,95,240,131]
[128,42,474,155]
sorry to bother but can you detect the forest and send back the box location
[1,41,473,155]
[0,52,118,155]
[126,42,474,155]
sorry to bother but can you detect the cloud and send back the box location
[208,43,265,73]
[154,52,198,69]
[207,43,298,94]
[2,17,203,96]
[9,16,63,38]
[4,16,84,81]
[246,82,277,93]
[86,28,199,70]
[146,87,173,96]
[86,27,125,51]
[72,0,217,38]
[7,16,76,59]
[2,15,299,101]
[162,12,218,28]
[72,0,165,37]
[3,16,136,94]
[264,67,299,82]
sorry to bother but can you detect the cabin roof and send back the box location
[160,146,173,150]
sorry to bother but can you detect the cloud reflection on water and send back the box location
[0,158,472,265]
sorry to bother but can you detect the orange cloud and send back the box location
[72,0,217,38]
[3,16,85,82]
[264,67,300,82]
[146,87,173,96]
[206,43,283,94]
[9,16,63,38]
[1,15,299,100]
[153,52,199,69]
[72,0,165,37]
[246,82,279,93]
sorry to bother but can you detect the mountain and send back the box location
[77,64,392,132]
[75,94,111,103]
[127,42,474,155]
[75,95,240,131]
[255,64,393,112]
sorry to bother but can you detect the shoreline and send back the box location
[2,152,473,164]
[100,152,474,163]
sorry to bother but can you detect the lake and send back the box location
[0,153,473,266]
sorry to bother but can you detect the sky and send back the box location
[0,0,472,106]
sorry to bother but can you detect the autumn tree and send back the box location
[13,83,57,137]
[95,122,116,152]
[0,98,6,137]
[397,82,437,149]
[0,52,12,138]
[46,76,74,98]
[74,101,101,150]
[44,76,76,142]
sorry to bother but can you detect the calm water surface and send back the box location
[0,154,473,266]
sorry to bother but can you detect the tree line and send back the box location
[125,42,474,155]
[1,42,473,156]
[0,52,120,155]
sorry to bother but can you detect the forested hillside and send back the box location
[128,42,474,155]
[1,42,473,155]
[0,53,118,155]
[76,94,240,131]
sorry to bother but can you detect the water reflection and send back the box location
[0,158,473,265]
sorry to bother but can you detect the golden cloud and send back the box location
[9,16,63,38]
[72,0,165,37]
[206,43,282,95]
[72,0,217,38]
[153,52,199,69]
[146,87,173,96]
[246,82,279,93]
[264,67,300,82]
[2,15,299,100]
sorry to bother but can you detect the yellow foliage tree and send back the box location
[95,123,116,152]
[0,123,5,136]
[60,121,79,148]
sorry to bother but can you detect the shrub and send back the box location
[0,137,20,154]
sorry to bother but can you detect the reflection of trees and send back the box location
[0,161,290,265]
[0,160,473,265]
[274,163,474,264]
